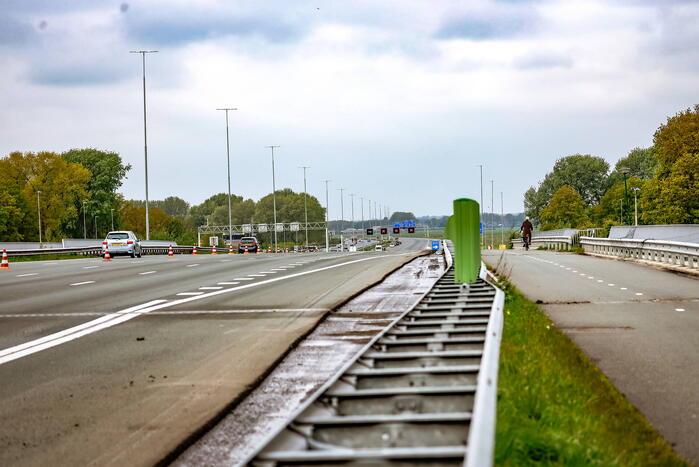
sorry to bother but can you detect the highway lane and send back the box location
[0,238,430,467]
[483,248,699,464]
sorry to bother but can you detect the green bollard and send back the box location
[453,198,481,283]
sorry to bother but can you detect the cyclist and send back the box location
[520,216,533,250]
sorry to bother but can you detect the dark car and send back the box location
[238,237,259,253]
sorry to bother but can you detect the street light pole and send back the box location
[217,107,238,249]
[360,196,364,230]
[338,188,345,226]
[621,167,631,225]
[632,187,640,226]
[37,191,42,245]
[478,164,483,246]
[500,191,504,246]
[266,145,280,252]
[299,166,310,247]
[349,193,355,229]
[323,179,331,251]
[490,180,494,248]
[82,201,87,239]
[130,50,158,241]
[110,208,114,231]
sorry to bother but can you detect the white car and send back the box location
[102,231,142,258]
[375,245,384,252]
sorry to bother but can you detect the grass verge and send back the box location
[495,278,688,466]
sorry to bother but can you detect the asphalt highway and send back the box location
[483,248,699,464]
[0,238,430,467]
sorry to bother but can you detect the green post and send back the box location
[453,198,481,283]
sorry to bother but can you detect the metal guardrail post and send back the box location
[452,198,481,284]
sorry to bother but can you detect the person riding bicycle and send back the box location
[520,216,533,250]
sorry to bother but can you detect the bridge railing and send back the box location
[511,235,573,250]
[580,237,699,270]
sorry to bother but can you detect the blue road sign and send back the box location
[393,223,400,228]
[431,240,440,251]
[480,222,483,234]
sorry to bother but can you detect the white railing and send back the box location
[580,237,699,270]
[511,235,573,250]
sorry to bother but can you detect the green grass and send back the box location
[495,279,688,466]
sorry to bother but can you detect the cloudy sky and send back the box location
[1,0,697,217]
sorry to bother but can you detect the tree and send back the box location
[608,147,658,186]
[526,154,609,223]
[540,185,589,230]
[389,212,416,223]
[157,196,190,217]
[120,202,171,239]
[595,178,645,224]
[641,153,699,224]
[0,185,25,241]
[61,148,131,236]
[0,151,89,241]
[254,189,325,224]
[653,104,699,173]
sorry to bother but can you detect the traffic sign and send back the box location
[366,228,373,235]
[407,227,415,233]
[480,222,483,234]
[380,228,388,235]
[431,240,440,251]
[393,227,400,234]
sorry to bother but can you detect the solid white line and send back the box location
[199,286,223,290]
[139,271,157,275]
[217,282,239,285]
[177,292,205,296]
[234,277,254,281]
[83,266,99,269]
[187,264,199,268]
[16,273,38,277]
[70,281,95,286]
[0,300,167,365]
[1,253,404,365]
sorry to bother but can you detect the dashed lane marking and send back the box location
[636,292,644,296]
[139,271,157,275]
[199,286,223,290]
[83,266,99,269]
[177,292,205,296]
[233,278,254,281]
[249,274,266,277]
[620,287,628,290]
[16,273,38,277]
[675,308,685,312]
[187,264,199,268]
[70,281,95,286]
[217,282,240,285]
[259,271,277,274]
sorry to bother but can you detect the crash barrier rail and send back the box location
[580,237,699,270]
[3,245,210,257]
[245,242,505,466]
[511,235,573,250]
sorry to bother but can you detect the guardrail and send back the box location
[580,237,699,270]
[511,235,573,250]
[245,243,505,465]
[3,245,211,257]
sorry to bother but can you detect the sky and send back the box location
[1,0,698,218]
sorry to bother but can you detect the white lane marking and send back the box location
[572,270,577,273]
[597,280,604,283]
[270,268,286,271]
[217,282,240,285]
[608,283,615,286]
[177,292,205,296]
[70,281,95,286]
[675,308,685,312]
[199,286,223,290]
[233,278,254,281]
[620,287,628,290]
[249,274,266,277]
[580,273,586,276]
[588,276,594,279]
[83,266,99,269]
[290,263,303,266]
[565,268,571,270]
[0,300,167,365]
[1,253,404,365]
[187,264,200,268]
[220,259,231,262]
[636,292,644,296]
[16,273,39,277]
[44,262,57,265]
[259,271,276,274]
[139,271,157,275]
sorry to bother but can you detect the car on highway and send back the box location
[307,245,319,252]
[375,245,385,252]
[238,237,260,253]
[102,231,142,258]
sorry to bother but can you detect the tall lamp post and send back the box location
[217,107,238,248]
[478,164,483,246]
[490,179,494,248]
[266,145,280,252]
[323,179,331,251]
[620,167,631,225]
[349,193,355,230]
[82,201,87,239]
[37,191,42,245]
[299,166,310,247]
[130,50,158,241]
[632,187,640,226]
[360,196,364,230]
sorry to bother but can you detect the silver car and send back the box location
[102,231,142,258]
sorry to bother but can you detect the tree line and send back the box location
[0,148,326,245]
[525,105,699,232]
